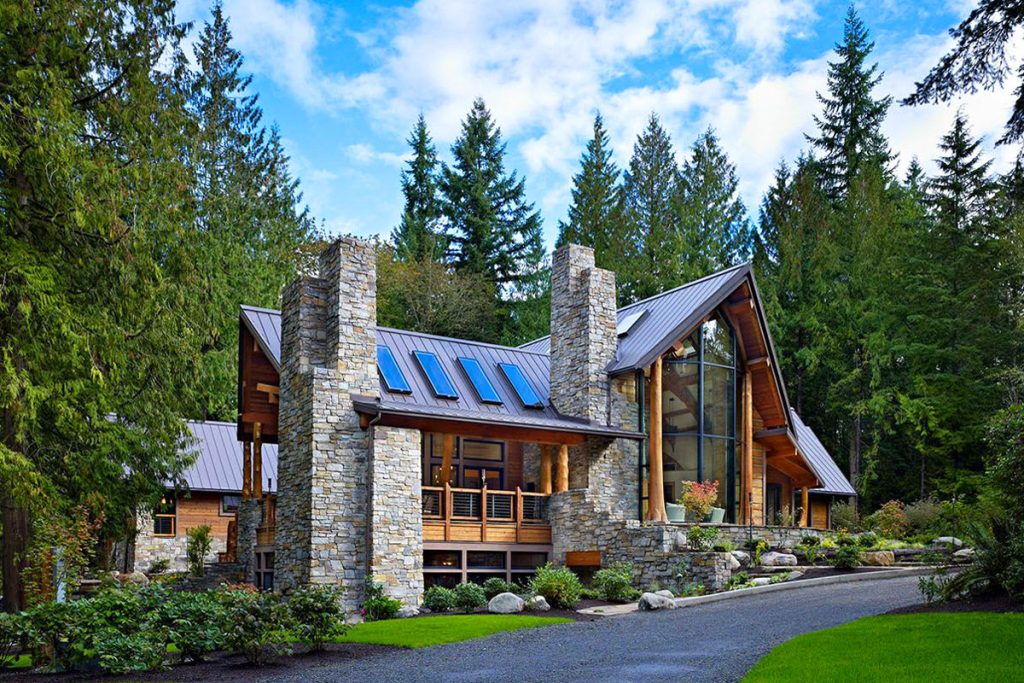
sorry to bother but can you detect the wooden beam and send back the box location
[440,434,454,486]
[748,356,771,370]
[742,371,753,525]
[800,486,809,528]
[242,440,252,500]
[256,383,279,404]
[253,421,263,499]
[539,445,553,494]
[647,355,667,522]
[555,444,569,493]
[355,411,589,445]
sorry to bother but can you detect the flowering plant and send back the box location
[679,480,719,520]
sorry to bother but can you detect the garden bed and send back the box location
[886,591,1023,615]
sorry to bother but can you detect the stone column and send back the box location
[236,498,261,583]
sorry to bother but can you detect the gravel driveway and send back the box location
[273,575,924,683]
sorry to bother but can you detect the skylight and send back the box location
[377,345,411,394]
[457,357,503,404]
[413,350,458,399]
[617,309,646,337]
[497,363,543,409]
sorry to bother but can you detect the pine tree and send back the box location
[619,113,679,303]
[807,5,892,200]
[440,99,544,288]
[674,127,752,280]
[557,113,623,271]
[754,161,792,323]
[393,114,444,261]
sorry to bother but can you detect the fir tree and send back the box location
[807,5,892,200]
[557,113,623,271]
[755,161,792,281]
[393,114,444,261]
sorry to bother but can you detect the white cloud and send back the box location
[346,143,408,167]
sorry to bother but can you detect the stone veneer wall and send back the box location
[235,499,261,583]
[367,425,423,605]
[275,238,378,613]
[699,523,828,550]
[133,512,225,573]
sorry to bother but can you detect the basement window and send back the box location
[413,350,459,399]
[378,345,412,394]
[497,363,543,409]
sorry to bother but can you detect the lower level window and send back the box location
[255,551,274,591]
[153,495,176,536]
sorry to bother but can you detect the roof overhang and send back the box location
[756,426,823,489]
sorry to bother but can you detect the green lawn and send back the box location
[744,613,1024,682]
[335,614,573,648]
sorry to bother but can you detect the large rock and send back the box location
[488,592,525,614]
[750,577,772,586]
[655,589,675,599]
[932,536,964,548]
[786,571,804,581]
[731,550,750,567]
[638,592,677,611]
[953,548,975,563]
[761,551,797,567]
[726,554,742,571]
[396,606,420,618]
[126,571,149,586]
[527,595,550,611]
[862,550,895,567]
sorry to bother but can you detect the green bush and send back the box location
[217,587,291,665]
[452,583,487,613]
[94,631,166,675]
[361,577,402,621]
[867,500,909,539]
[529,564,582,609]
[159,590,225,663]
[481,577,517,600]
[857,531,879,549]
[687,525,719,551]
[578,587,602,601]
[712,538,734,553]
[0,612,26,668]
[288,585,348,653]
[745,538,769,566]
[186,525,213,578]
[830,500,860,531]
[905,499,943,535]
[829,543,863,570]
[592,563,638,603]
[148,558,171,575]
[422,586,457,612]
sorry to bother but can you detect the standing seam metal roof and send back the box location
[178,420,278,493]
[790,410,856,496]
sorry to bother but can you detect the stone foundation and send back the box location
[236,499,261,583]
[133,512,225,573]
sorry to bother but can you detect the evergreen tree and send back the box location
[806,5,892,200]
[619,114,680,303]
[754,161,793,322]
[674,127,752,279]
[393,115,444,261]
[557,113,623,271]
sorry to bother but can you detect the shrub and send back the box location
[481,577,517,600]
[148,559,171,575]
[217,587,291,665]
[186,525,213,578]
[727,571,752,590]
[830,500,860,531]
[868,500,909,539]
[94,631,166,675]
[361,577,401,621]
[857,531,879,549]
[745,538,769,566]
[530,564,582,609]
[23,600,78,671]
[578,587,602,601]
[713,538,734,553]
[452,583,487,612]
[829,532,863,570]
[676,582,705,597]
[905,498,943,535]
[918,572,952,605]
[289,585,348,653]
[687,525,719,551]
[0,612,25,668]
[798,538,820,564]
[592,563,638,603]
[422,586,457,613]
[679,480,719,519]
[159,590,225,663]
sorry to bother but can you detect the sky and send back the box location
[176,0,1021,251]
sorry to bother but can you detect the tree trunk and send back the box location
[1,503,29,612]
[848,414,861,492]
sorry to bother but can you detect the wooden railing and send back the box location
[422,484,551,544]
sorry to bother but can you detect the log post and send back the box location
[800,486,810,528]
[440,434,455,486]
[252,422,263,500]
[242,439,252,501]
[647,356,667,522]
[742,371,754,525]
[480,484,488,540]
[555,444,569,493]
[539,445,552,494]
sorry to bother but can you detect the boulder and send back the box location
[126,571,149,586]
[953,548,975,563]
[655,589,675,599]
[638,592,677,611]
[786,571,804,581]
[760,551,798,567]
[673,532,689,551]
[862,550,895,567]
[527,595,550,611]
[750,577,772,586]
[488,592,525,614]
[932,536,964,548]
[726,554,742,571]
[730,550,750,566]
[396,606,420,618]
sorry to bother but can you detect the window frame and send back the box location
[153,494,177,537]
[413,350,459,399]
[220,494,242,517]
[378,345,413,394]
[457,356,503,404]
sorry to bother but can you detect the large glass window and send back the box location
[648,313,737,520]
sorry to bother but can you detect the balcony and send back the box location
[422,484,551,544]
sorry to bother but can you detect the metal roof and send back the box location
[241,305,282,372]
[790,409,856,496]
[178,420,278,493]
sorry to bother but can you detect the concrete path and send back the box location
[275,574,923,683]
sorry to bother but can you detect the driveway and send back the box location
[276,575,923,683]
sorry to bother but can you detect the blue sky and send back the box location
[176,0,1019,251]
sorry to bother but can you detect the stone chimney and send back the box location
[549,244,617,424]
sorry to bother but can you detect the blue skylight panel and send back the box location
[413,351,459,399]
[498,363,543,409]
[457,357,503,404]
[377,345,411,394]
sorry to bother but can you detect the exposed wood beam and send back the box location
[440,434,455,486]
[800,486,809,528]
[253,421,263,499]
[351,412,588,445]
[242,440,252,501]
[539,445,552,495]
[647,355,667,522]
[555,444,569,493]
[742,371,753,525]
[256,382,279,404]
[748,356,771,370]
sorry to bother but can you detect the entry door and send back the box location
[766,483,782,525]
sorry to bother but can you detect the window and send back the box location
[457,356,503,404]
[617,309,646,337]
[221,494,241,515]
[413,350,458,399]
[153,495,176,536]
[378,345,412,393]
[497,363,543,408]
[424,435,505,488]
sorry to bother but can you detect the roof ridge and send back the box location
[185,419,239,427]
[618,262,750,311]
[379,326,548,356]
[240,304,281,314]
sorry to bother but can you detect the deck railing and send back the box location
[423,484,549,527]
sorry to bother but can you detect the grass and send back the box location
[1,654,32,670]
[744,613,1024,682]
[334,614,573,648]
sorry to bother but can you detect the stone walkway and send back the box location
[269,574,924,683]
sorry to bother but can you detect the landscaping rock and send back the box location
[932,536,964,548]
[953,548,975,563]
[731,550,750,566]
[126,571,149,586]
[750,577,772,586]
[638,592,677,610]
[761,551,798,567]
[673,531,688,551]
[655,589,675,599]
[786,571,804,580]
[527,595,550,611]
[396,606,420,618]
[726,554,741,571]
[862,551,895,567]
[488,592,525,614]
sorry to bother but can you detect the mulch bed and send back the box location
[887,592,1024,616]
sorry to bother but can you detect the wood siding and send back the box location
[170,492,234,539]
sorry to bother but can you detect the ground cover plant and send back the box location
[336,615,572,648]
[743,613,1024,682]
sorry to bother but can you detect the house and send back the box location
[231,238,854,609]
